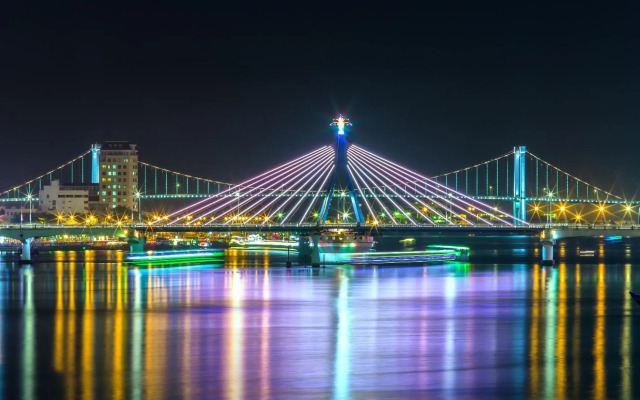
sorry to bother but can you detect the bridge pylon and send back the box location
[318,115,365,225]
[513,146,526,224]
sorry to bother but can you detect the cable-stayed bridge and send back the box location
[1,116,639,227]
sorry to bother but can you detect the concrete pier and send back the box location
[310,235,321,267]
[20,238,34,264]
[128,236,146,253]
[541,238,555,266]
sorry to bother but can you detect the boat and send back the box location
[125,248,224,265]
[229,234,298,250]
[315,230,375,263]
[345,247,461,264]
[630,291,640,306]
[399,238,416,245]
[307,230,469,265]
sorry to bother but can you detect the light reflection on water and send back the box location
[0,247,639,398]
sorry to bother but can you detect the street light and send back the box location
[135,191,142,223]
[26,194,32,224]
[546,190,553,228]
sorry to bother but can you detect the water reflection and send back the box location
[0,249,639,398]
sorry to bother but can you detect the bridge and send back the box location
[2,115,639,264]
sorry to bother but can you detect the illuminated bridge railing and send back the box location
[3,222,639,232]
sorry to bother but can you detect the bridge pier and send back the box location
[128,236,146,254]
[310,234,321,267]
[541,237,555,266]
[20,237,34,264]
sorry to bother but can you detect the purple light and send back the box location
[349,146,523,226]
[348,156,439,225]
[178,147,333,225]
[349,148,470,225]
[347,160,398,224]
[280,162,333,224]
[213,148,334,224]
[350,146,495,225]
[346,165,378,223]
[347,158,418,224]
[246,156,334,225]
[298,166,335,225]
[158,146,332,224]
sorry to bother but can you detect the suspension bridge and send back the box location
[2,115,640,264]
[1,116,638,226]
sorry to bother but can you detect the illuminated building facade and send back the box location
[98,141,139,210]
[38,180,98,213]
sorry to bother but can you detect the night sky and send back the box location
[2,3,639,197]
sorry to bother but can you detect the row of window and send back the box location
[100,191,129,196]
[101,178,136,183]
[102,171,129,176]
[101,163,138,169]
[101,184,136,190]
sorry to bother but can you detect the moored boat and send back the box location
[126,248,224,265]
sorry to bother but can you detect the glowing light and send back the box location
[331,114,351,135]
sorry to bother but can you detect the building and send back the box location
[0,205,32,223]
[98,141,139,211]
[38,180,98,213]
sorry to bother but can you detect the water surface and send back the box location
[1,243,640,399]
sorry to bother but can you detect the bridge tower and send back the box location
[513,146,526,224]
[91,143,101,184]
[318,115,366,225]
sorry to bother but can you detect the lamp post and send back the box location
[546,190,553,228]
[135,191,141,223]
[27,194,32,224]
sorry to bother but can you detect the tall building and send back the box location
[98,141,139,211]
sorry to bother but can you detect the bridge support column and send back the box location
[541,237,555,266]
[91,144,101,184]
[513,146,526,224]
[20,237,34,264]
[310,234,321,267]
[128,236,146,254]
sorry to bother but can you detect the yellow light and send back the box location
[599,206,605,212]
[560,206,565,212]
[625,205,632,212]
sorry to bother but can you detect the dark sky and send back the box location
[2,3,640,197]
